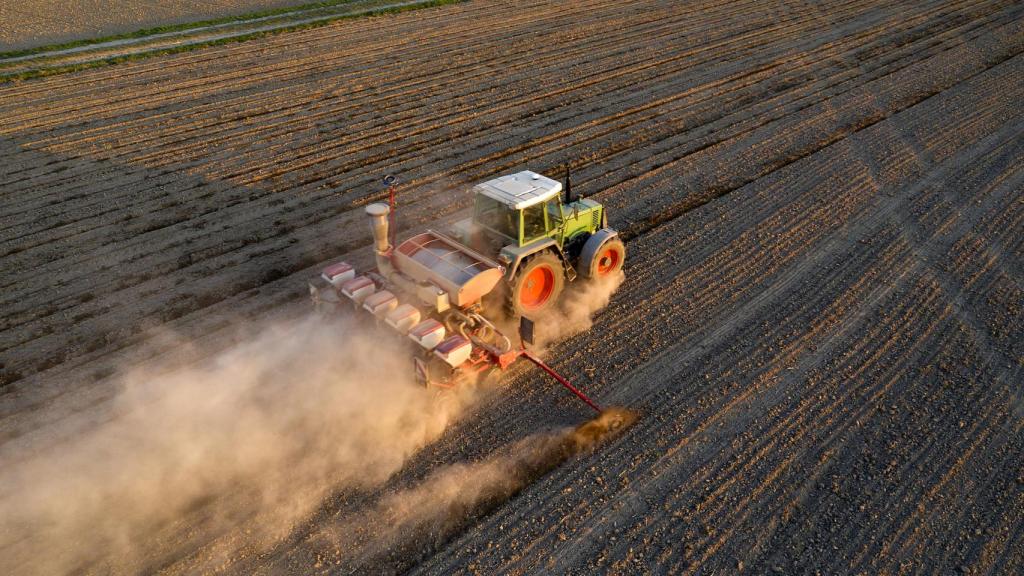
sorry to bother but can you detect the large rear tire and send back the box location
[509,252,565,318]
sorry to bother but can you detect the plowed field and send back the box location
[1,0,1021,574]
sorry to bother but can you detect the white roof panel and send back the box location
[474,170,562,209]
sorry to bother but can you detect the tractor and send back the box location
[308,169,624,410]
[449,169,625,317]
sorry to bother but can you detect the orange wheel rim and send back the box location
[520,265,554,309]
[597,247,620,275]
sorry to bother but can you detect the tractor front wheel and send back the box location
[580,235,625,279]
[509,252,565,318]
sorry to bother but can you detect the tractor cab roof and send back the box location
[473,170,562,210]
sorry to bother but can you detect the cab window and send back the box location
[547,201,564,225]
[522,202,548,241]
[475,195,516,240]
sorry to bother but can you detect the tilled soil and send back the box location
[0,0,1022,574]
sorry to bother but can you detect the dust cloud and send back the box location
[322,407,638,573]
[0,261,626,575]
[534,270,625,348]
[0,316,476,575]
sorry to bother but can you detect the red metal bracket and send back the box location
[519,350,602,414]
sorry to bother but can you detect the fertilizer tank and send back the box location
[365,203,504,309]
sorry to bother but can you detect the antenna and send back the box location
[383,174,398,251]
[564,164,574,204]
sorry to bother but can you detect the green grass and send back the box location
[0,0,447,60]
[0,0,464,83]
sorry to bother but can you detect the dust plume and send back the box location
[533,270,625,348]
[0,317,476,575]
[320,407,638,573]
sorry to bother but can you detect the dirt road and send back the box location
[0,0,1021,573]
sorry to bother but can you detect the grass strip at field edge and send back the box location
[0,0,429,60]
[0,0,466,84]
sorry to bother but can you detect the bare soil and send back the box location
[0,0,1021,573]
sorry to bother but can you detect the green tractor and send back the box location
[450,169,626,317]
[309,168,625,393]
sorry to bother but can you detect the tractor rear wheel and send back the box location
[509,252,565,318]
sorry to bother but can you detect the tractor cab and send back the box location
[468,170,604,250]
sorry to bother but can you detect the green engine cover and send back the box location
[551,198,604,249]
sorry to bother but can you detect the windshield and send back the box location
[474,195,517,240]
[522,202,547,240]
